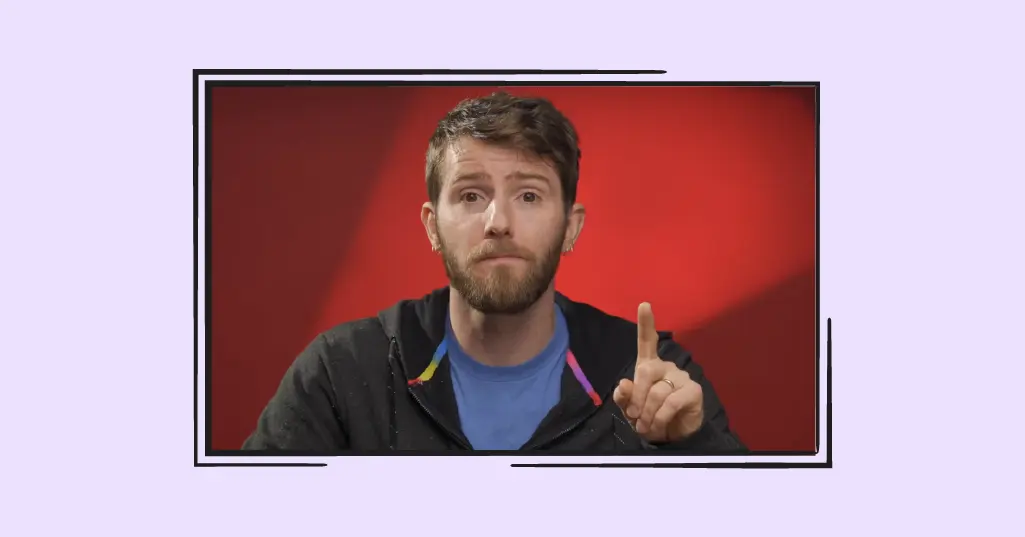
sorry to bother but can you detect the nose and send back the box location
[484,199,512,238]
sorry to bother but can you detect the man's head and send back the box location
[421,91,586,315]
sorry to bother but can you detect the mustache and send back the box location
[468,242,534,262]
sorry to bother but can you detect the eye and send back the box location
[461,192,481,203]
[522,192,539,203]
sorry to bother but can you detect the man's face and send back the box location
[431,138,570,314]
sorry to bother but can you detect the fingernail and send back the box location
[636,422,647,434]
[626,406,638,419]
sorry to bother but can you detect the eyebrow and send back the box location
[452,171,553,185]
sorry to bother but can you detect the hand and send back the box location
[613,302,704,443]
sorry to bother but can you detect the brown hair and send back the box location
[425,91,582,213]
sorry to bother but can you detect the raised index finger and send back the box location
[637,302,658,361]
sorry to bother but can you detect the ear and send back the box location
[562,203,586,254]
[422,202,441,253]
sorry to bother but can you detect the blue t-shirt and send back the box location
[446,306,569,450]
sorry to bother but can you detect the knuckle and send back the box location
[636,361,663,379]
[640,400,655,417]
[668,394,687,412]
[642,404,659,421]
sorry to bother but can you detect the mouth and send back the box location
[477,255,525,265]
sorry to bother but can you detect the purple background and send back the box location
[3,0,1023,534]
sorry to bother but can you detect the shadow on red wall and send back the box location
[209,85,817,452]
[209,87,417,444]
[677,268,816,452]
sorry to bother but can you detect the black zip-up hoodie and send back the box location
[243,288,747,453]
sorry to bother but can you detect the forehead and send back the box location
[440,138,557,184]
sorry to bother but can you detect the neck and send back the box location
[448,287,557,367]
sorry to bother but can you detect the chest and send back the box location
[385,390,645,452]
[450,370,562,450]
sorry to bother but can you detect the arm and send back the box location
[649,338,748,454]
[242,335,349,452]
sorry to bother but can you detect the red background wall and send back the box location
[209,85,817,452]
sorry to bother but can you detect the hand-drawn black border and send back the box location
[193,69,827,468]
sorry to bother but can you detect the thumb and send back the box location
[613,378,634,417]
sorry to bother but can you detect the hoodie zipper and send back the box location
[392,338,473,450]
[522,401,605,450]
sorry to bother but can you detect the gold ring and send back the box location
[660,378,675,390]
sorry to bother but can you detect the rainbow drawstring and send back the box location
[565,350,602,406]
[407,338,447,387]
[407,339,602,407]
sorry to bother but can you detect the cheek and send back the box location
[518,211,565,243]
[518,227,562,257]
[438,214,485,251]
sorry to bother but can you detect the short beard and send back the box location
[440,225,566,315]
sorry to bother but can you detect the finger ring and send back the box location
[660,378,675,390]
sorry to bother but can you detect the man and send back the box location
[243,91,746,452]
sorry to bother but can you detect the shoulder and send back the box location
[279,317,386,379]
[320,316,389,347]
[315,316,391,365]
[557,293,692,370]
[557,294,676,344]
